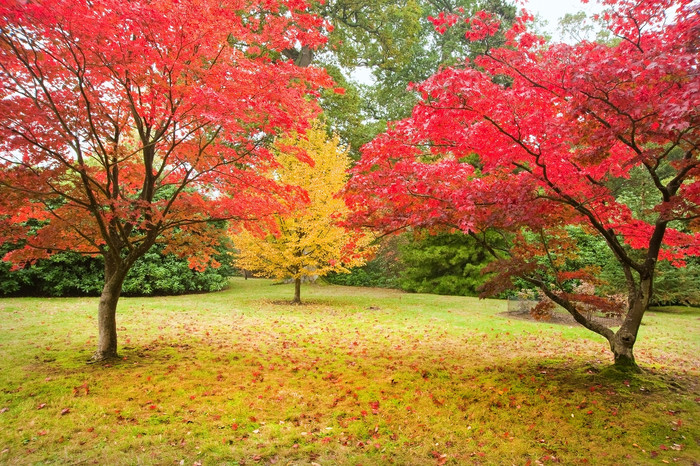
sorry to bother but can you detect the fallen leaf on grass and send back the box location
[73,383,89,396]
[60,408,70,415]
[431,451,448,465]
[0,408,8,414]
[37,403,46,410]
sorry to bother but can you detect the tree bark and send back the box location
[610,331,638,370]
[608,275,653,371]
[293,277,302,304]
[282,45,314,67]
[93,259,127,361]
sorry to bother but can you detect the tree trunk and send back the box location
[282,45,314,67]
[610,331,639,371]
[529,274,648,371]
[93,261,127,361]
[293,277,301,304]
[609,275,653,372]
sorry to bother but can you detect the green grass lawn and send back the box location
[0,278,698,465]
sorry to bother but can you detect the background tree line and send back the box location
[2,0,697,311]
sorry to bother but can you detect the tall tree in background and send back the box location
[0,0,331,360]
[347,0,699,369]
[282,0,516,156]
[233,126,374,304]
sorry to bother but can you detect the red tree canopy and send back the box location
[0,0,332,270]
[347,0,699,322]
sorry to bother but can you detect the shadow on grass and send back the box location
[529,360,696,398]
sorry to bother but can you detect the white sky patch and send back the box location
[518,0,604,41]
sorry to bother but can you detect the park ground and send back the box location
[0,278,698,464]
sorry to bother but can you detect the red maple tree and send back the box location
[0,0,331,360]
[347,0,699,369]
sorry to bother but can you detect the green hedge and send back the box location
[326,232,494,296]
[0,245,235,297]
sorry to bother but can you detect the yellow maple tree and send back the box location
[232,125,375,303]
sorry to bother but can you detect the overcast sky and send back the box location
[520,0,604,39]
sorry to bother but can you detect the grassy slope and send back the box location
[0,278,697,465]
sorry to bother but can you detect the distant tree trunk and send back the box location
[93,258,128,361]
[293,277,301,304]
